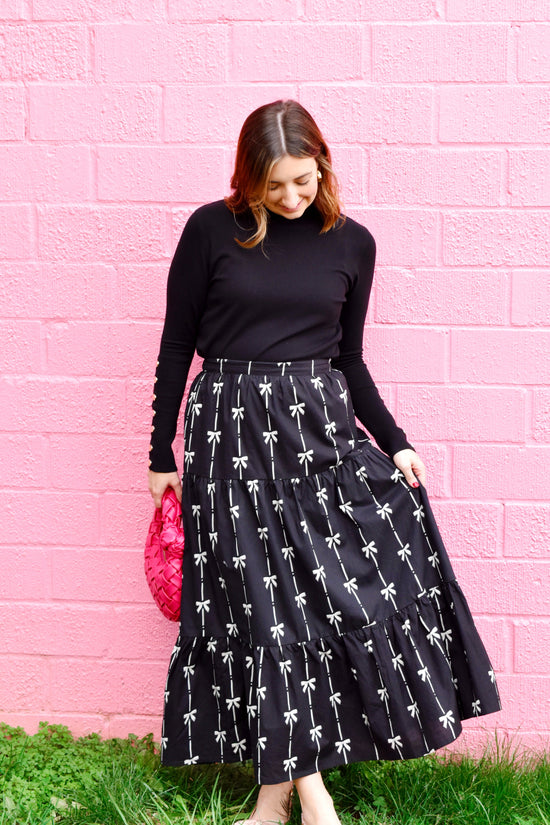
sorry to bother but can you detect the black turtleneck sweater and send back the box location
[149,200,413,473]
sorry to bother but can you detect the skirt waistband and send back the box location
[202,357,333,376]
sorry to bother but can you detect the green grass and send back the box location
[1,723,549,825]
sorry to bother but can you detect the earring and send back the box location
[317,170,322,180]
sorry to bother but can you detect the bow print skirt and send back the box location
[161,357,501,784]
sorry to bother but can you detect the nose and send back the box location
[280,186,301,207]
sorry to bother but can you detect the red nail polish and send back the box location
[413,481,419,488]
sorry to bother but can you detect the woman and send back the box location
[148,100,501,825]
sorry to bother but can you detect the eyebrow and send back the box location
[269,172,313,184]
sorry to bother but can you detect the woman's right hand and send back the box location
[148,470,182,509]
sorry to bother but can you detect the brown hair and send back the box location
[224,99,343,249]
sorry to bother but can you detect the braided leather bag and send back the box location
[144,487,184,621]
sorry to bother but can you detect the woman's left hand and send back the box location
[392,448,427,489]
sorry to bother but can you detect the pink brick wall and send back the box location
[1,2,549,753]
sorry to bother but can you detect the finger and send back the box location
[401,465,420,488]
[173,480,182,503]
[416,466,427,487]
[411,459,427,487]
[150,482,168,509]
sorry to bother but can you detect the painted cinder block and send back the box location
[373,24,507,83]
[119,264,167,320]
[3,491,100,545]
[0,205,34,259]
[102,492,153,547]
[444,727,530,760]
[49,434,146,491]
[44,264,118,319]
[453,559,550,616]
[509,150,550,206]
[95,24,227,82]
[51,548,152,603]
[170,207,197,250]
[447,0,550,21]
[505,504,550,558]
[532,389,550,442]
[29,84,162,141]
[38,207,167,262]
[106,607,176,659]
[363,327,446,382]
[472,617,509,674]
[32,0,165,20]
[0,24,87,80]
[0,0,27,18]
[0,84,25,139]
[450,329,550,384]
[45,322,159,377]
[0,264,40,317]
[0,146,91,201]
[454,446,550,499]
[518,23,550,81]
[374,268,507,325]
[97,147,225,203]
[0,546,51,600]
[440,87,550,143]
[490,674,550,729]
[231,24,363,82]
[405,443,448,500]
[304,0,433,20]
[396,386,526,442]
[0,435,48,487]
[168,0,298,20]
[514,621,550,674]
[330,146,367,206]
[164,84,296,142]
[50,659,167,715]
[511,270,550,326]
[430,501,503,559]
[443,211,550,266]
[0,658,49,711]
[106,715,162,739]
[0,321,42,373]
[352,209,438,266]
[369,149,502,206]
[1,264,118,319]
[0,604,116,657]
[0,377,126,434]
[300,86,433,144]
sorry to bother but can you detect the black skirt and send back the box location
[161,357,501,784]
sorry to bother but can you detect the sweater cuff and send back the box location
[148,445,178,474]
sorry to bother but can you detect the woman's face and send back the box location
[262,155,319,219]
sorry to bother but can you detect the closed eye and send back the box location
[268,175,312,191]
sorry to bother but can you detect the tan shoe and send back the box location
[235,820,288,825]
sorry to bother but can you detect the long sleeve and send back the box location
[331,231,414,458]
[149,211,211,472]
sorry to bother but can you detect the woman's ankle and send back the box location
[253,781,294,822]
[293,774,340,825]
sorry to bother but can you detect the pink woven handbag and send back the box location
[144,487,184,622]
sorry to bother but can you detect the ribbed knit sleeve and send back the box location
[149,210,211,472]
[331,230,414,457]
